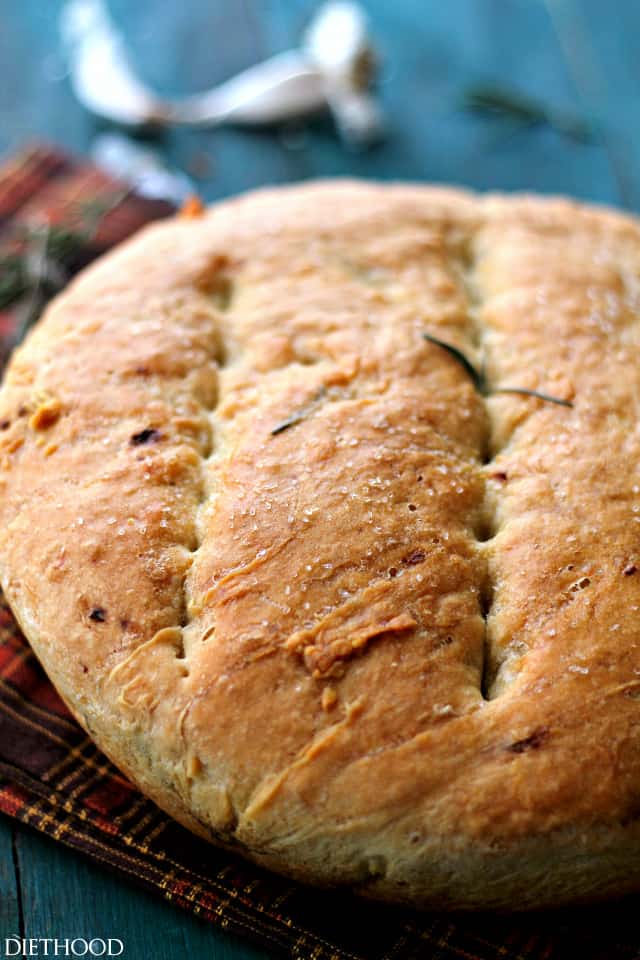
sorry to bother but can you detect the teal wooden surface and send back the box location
[0,0,634,206]
[2,1,640,957]
[0,824,20,938]
[1,819,270,959]
[565,0,640,208]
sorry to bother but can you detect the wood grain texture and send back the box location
[549,0,640,209]
[0,822,21,939]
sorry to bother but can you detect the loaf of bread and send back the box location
[2,181,640,909]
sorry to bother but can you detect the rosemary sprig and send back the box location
[422,333,573,409]
[461,85,595,143]
[1,188,130,345]
[13,223,66,345]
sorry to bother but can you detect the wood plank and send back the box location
[546,0,640,210]
[0,817,21,939]
[0,1,90,158]
[13,821,270,959]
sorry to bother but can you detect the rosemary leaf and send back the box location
[422,332,487,393]
[422,332,573,409]
[270,412,308,436]
[74,188,131,238]
[44,226,91,266]
[493,387,573,408]
[462,87,545,123]
[461,85,595,143]
[270,388,326,436]
[77,195,122,225]
[0,255,28,309]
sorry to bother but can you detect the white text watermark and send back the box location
[4,940,124,957]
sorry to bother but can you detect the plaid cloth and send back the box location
[0,146,639,960]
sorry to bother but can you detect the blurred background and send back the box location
[2,0,640,209]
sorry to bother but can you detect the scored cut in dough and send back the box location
[1,181,640,909]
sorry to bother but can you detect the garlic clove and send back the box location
[91,133,194,205]
[61,0,169,126]
[326,87,386,148]
[173,51,326,126]
[304,2,384,147]
[303,1,371,78]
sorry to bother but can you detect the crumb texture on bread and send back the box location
[2,181,640,908]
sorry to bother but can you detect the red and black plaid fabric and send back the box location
[1,145,639,960]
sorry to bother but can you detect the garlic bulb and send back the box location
[60,0,384,147]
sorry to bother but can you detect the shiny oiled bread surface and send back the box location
[2,181,640,909]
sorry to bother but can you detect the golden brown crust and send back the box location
[3,181,640,908]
